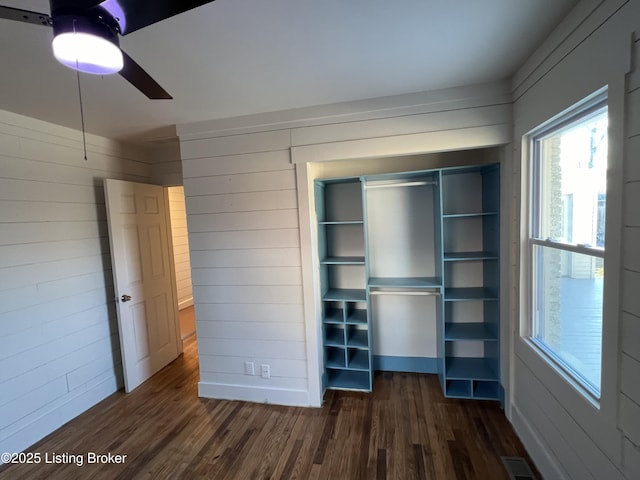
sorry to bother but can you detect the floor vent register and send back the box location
[501,456,536,480]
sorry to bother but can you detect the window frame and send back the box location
[526,92,608,401]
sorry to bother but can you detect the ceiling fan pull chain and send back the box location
[73,18,88,161]
[75,67,88,161]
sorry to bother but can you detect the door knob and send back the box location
[121,294,132,302]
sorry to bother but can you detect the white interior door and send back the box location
[104,179,180,392]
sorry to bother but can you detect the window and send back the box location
[528,92,608,398]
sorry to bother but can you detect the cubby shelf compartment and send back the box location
[444,323,498,341]
[325,369,370,391]
[445,379,472,398]
[347,328,369,348]
[346,309,367,325]
[473,380,501,400]
[324,325,345,346]
[323,307,345,324]
[445,357,498,381]
[348,349,370,370]
[325,347,346,368]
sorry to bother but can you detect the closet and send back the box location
[315,163,501,402]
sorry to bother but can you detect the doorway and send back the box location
[167,186,196,344]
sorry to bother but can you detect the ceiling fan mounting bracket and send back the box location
[52,12,121,43]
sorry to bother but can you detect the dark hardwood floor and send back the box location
[0,336,539,479]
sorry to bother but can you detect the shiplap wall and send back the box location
[511,0,640,478]
[180,135,308,405]
[150,141,182,186]
[620,30,640,476]
[0,110,152,456]
[178,82,512,407]
[167,186,193,310]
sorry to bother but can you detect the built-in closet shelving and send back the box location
[440,165,501,401]
[316,179,372,391]
[315,163,501,402]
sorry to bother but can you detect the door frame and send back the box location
[163,186,184,356]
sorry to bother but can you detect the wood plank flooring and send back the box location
[0,337,539,479]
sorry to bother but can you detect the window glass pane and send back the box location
[535,109,608,247]
[533,245,603,392]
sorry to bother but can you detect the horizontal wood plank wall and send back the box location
[181,135,309,405]
[167,186,193,310]
[0,110,152,456]
[150,142,183,186]
[620,31,640,478]
[511,1,640,479]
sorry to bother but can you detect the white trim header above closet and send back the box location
[290,124,511,164]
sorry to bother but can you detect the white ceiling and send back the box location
[0,0,578,144]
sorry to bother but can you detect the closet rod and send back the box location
[364,180,437,189]
[370,290,440,296]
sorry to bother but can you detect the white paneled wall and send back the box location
[511,1,640,479]
[620,32,640,476]
[167,186,193,309]
[180,136,308,405]
[150,141,182,186]
[0,110,152,455]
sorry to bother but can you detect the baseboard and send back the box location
[181,331,196,347]
[373,355,438,373]
[178,297,194,310]
[0,374,119,462]
[511,403,569,480]
[198,381,316,407]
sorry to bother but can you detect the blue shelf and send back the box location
[443,251,498,261]
[445,323,497,341]
[442,212,498,218]
[444,287,497,301]
[323,289,367,301]
[445,357,498,380]
[369,277,442,288]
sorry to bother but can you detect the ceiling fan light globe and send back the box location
[52,31,123,75]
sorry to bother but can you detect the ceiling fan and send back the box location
[0,0,216,99]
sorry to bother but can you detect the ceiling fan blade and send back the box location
[119,51,172,99]
[113,0,216,35]
[0,6,51,26]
